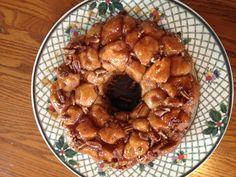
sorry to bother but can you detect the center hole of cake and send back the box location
[105,74,141,112]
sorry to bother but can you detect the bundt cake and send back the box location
[50,12,200,169]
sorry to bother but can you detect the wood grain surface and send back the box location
[0,0,235,177]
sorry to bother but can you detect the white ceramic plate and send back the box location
[31,0,234,176]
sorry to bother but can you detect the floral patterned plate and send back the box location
[31,0,234,176]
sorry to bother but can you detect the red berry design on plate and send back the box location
[152,10,159,16]
[205,68,220,82]
[106,0,111,4]
[99,163,105,169]
[172,151,187,164]
[205,75,212,81]
[48,104,56,112]
[59,149,65,155]
[73,31,79,37]
[178,154,185,160]
[215,122,224,127]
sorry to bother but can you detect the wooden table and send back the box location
[0,0,235,176]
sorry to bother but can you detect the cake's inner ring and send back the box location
[105,74,141,112]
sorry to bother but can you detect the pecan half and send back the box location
[86,141,102,150]
[57,89,66,103]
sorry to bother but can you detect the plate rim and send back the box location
[31,0,234,177]
[173,1,234,176]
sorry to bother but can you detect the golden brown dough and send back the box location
[90,104,110,127]
[124,133,149,160]
[148,109,180,131]
[143,57,171,83]
[80,146,100,160]
[176,110,191,131]
[143,88,167,109]
[101,60,117,72]
[50,13,200,170]
[125,30,141,49]
[162,35,185,56]
[160,80,178,97]
[140,21,165,39]
[148,112,167,131]
[99,40,129,72]
[182,76,200,114]
[79,47,101,71]
[87,23,103,38]
[132,119,150,132]
[75,83,98,107]
[63,105,83,125]
[130,102,150,119]
[84,69,111,85]
[99,146,114,162]
[57,64,80,92]
[76,118,98,140]
[134,36,159,66]
[101,15,123,45]
[99,123,126,144]
[123,15,137,35]
[125,58,146,83]
[171,55,192,76]
[140,79,157,96]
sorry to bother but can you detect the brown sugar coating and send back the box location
[50,12,200,169]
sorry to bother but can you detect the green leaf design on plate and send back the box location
[65,27,71,34]
[112,0,120,3]
[55,142,63,149]
[98,2,108,16]
[60,155,65,162]
[59,135,64,146]
[220,126,225,134]
[206,121,215,127]
[148,162,154,167]
[55,135,65,149]
[202,127,214,135]
[209,109,221,122]
[89,1,97,10]
[109,3,115,13]
[220,103,227,113]
[113,1,124,10]
[65,149,77,158]
[63,143,69,150]
[160,13,165,17]
[68,159,78,166]
[139,164,145,171]
[183,38,191,44]
[212,127,218,136]
[213,69,220,78]
[52,76,57,81]
[177,32,182,37]
[98,171,106,176]
[222,117,227,124]
[204,103,228,136]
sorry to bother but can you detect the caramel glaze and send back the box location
[50,12,200,169]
